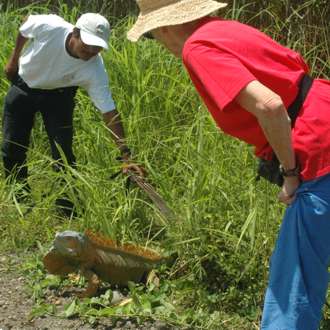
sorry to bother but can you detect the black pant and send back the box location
[1,75,78,181]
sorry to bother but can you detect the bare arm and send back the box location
[5,31,28,81]
[236,80,295,169]
[236,80,299,204]
[103,110,146,176]
[102,110,131,159]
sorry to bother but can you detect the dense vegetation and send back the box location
[0,1,329,329]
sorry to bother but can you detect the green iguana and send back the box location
[43,230,163,297]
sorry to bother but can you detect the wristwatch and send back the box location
[279,164,300,177]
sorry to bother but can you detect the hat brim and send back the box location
[80,30,109,50]
[127,0,228,42]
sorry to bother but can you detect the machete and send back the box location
[127,172,175,221]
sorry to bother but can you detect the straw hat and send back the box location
[127,0,228,42]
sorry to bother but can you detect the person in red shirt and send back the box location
[128,1,330,329]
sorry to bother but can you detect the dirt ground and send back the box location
[0,254,178,330]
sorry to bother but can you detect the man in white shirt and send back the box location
[2,13,138,215]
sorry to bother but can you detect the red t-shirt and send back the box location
[182,18,330,181]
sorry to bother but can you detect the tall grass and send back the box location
[1,0,138,18]
[0,1,329,329]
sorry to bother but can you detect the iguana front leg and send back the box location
[78,269,101,298]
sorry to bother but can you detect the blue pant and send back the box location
[261,173,330,330]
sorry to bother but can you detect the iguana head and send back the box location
[54,231,86,258]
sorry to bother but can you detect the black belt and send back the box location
[12,74,77,95]
[287,74,313,127]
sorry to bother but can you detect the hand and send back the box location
[122,161,147,177]
[4,59,18,82]
[278,176,300,205]
[118,148,147,177]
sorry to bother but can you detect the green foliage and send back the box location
[0,1,329,329]
[228,0,330,78]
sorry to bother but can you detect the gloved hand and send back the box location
[121,158,146,178]
[118,147,146,178]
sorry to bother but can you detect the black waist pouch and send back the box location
[12,73,78,96]
[256,75,313,186]
[257,156,283,186]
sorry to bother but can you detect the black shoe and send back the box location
[55,197,77,218]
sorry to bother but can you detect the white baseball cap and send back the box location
[75,13,110,50]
